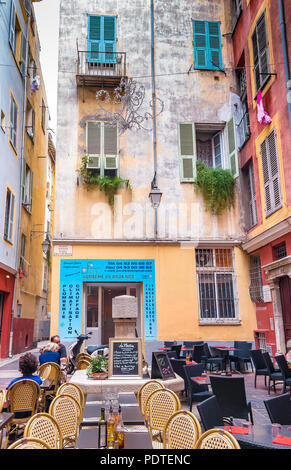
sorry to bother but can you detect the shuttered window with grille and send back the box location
[252,12,270,93]
[86,121,118,177]
[88,15,116,64]
[196,248,239,322]
[260,129,282,217]
[193,20,223,70]
[249,255,264,303]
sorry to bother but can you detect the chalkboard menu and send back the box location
[151,352,176,380]
[109,338,143,378]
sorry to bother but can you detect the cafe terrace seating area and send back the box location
[1,341,291,449]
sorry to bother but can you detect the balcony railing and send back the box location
[76,50,127,88]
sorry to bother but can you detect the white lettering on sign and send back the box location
[53,245,73,256]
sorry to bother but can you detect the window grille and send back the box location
[257,333,267,352]
[196,249,238,321]
[273,243,287,261]
[249,255,264,303]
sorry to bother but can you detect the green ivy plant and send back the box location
[87,356,108,374]
[79,155,132,207]
[194,160,236,216]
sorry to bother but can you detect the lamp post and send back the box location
[41,236,51,256]
[149,172,162,238]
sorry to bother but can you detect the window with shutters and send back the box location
[9,93,18,152]
[22,161,33,214]
[88,15,116,64]
[196,248,239,323]
[42,261,48,292]
[236,67,250,147]
[193,20,223,70]
[86,121,118,177]
[178,123,196,182]
[41,99,46,134]
[26,100,35,141]
[196,128,224,170]
[252,12,270,93]
[242,159,257,230]
[19,234,27,273]
[9,2,26,77]
[249,255,264,303]
[4,188,15,244]
[260,129,282,217]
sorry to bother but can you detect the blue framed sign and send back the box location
[58,259,157,341]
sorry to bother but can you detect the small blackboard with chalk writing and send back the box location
[151,352,176,380]
[109,338,143,378]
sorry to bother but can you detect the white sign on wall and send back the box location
[53,245,73,257]
[263,285,272,303]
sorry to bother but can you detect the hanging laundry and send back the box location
[31,75,40,93]
[257,89,272,125]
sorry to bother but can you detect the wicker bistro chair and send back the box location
[194,429,240,449]
[39,362,61,401]
[76,353,92,363]
[137,380,165,417]
[4,379,41,447]
[49,394,81,447]
[76,358,92,370]
[24,412,63,449]
[145,389,181,443]
[163,410,202,449]
[57,383,85,409]
[7,437,51,449]
[0,389,6,412]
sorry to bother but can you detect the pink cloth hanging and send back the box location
[257,89,272,125]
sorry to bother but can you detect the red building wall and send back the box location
[0,268,15,359]
[12,318,35,355]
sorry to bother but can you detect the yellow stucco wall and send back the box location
[50,244,257,342]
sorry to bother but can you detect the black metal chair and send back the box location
[192,344,204,364]
[262,351,283,394]
[230,342,253,372]
[171,358,187,396]
[210,375,254,424]
[182,341,203,358]
[201,344,225,372]
[197,395,224,431]
[274,355,291,394]
[264,393,291,425]
[250,349,269,388]
[183,364,213,412]
[167,351,178,359]
[164,341,175,348]
[170,344,182,359]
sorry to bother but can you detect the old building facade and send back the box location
[51,0,259,359]
[232,0,291,355]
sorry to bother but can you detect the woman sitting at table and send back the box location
[6,352,42,391]
[39,342,61,366]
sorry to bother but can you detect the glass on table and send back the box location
[242,421,253,434]
[271,423,282,437]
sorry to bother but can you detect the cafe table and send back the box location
[217,424,291,449]
[76,426,152,449]
[212,346,237,375]
[86,392,137,405]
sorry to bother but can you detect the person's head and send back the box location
[51,335,61,345]
[19,353,38,376]
[43,342,60,353]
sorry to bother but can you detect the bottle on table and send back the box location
[186,352,189,364]
[115,405,124,449]
[107,405,115,448]
[98,407,107,449]
[107,440,114,449]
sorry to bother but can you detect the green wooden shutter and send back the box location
[10,95,17,150]
[9,2,16,53]
[247,160,257,227]
[179,123,196,182]
[227,117,239,178]
[104,123,118,175]
[212,132,222,168]
[252,12,270,92]
[86,121,101,169]
[193,21,207,69]
[21,161,26,203]
[261,130,282,216]
[261,138,272,215]
[104,16,116,63]
[193,21,222,70]
[29,170,33,213]
[88,15,101,62]
[8,192,15,242]
[20,31,27,77]
[208,22,222,69]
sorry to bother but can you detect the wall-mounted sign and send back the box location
[108,338,143,378]
[54,245,73,256]
[58,259,157,341]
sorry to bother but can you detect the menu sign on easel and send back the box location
[151,352,176,380]
[108,338,143,379]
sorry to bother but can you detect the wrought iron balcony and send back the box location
[76,50,127,88]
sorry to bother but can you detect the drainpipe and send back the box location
[278,0,291,132]
[150,0,159,239]
[9,9,30,357]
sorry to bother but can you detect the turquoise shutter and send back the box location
[88,15,101,62]
[193,21,207,69]
[193,21,222,70]
[208,22,222,70]
[104,16,116,64]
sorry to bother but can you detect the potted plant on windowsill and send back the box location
[87,356,109,380]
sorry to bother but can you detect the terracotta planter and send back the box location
[88,372,108,380]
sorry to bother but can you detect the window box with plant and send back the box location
[87,356,108,380]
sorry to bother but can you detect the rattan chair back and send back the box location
[7,437,51,449]
[76,358,91,370]
[194,429,240,449]
[49,394,81,446]
[6,379,40,419]
[137,380,165,416]
[57,383,85,409]
[39,363,52,381]
[0,389,5,412]
[24,412,63,449]
[146,388,181,439]
[163,410,202,449]
[39,362,61,396]
[76,353,92,363]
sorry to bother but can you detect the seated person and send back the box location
[51,335,67,365]
[39,342,61,366]
[7,352,43,388]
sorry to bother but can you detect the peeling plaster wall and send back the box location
[55,0,245,241]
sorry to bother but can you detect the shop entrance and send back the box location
[85,283,141,346]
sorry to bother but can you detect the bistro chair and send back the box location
[38,362,61,402]
[210,376,254,424]
[170,345,182,359]
[194,429,240,449]
[192,344,204,364]
[230,342,253,372]
[250,349,269,388]
[76,358,91,370]
[76,353,92,363]
[183,364,213,412]
[181,342,203,358]
[7,437,51,449]
[145,388,181,444]
[197,395,224,432]
[167,351,178,359]
[171,358,187,396]
[4,379,41,448]
[57,383,85,409]
[262,352,283,395]
[274,355,291,394]
[201,344,225,372]
[137,380,165,417]
[0,389,5,412]
[263,393,291,425]
[49,394,81,447]
[163,410,202,449]
[164,342,175,348]
[24,412,63,449]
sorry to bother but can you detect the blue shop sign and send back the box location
[58,259,157,341]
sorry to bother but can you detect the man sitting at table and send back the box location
[51,335,67,365]
[39,342,61,366]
